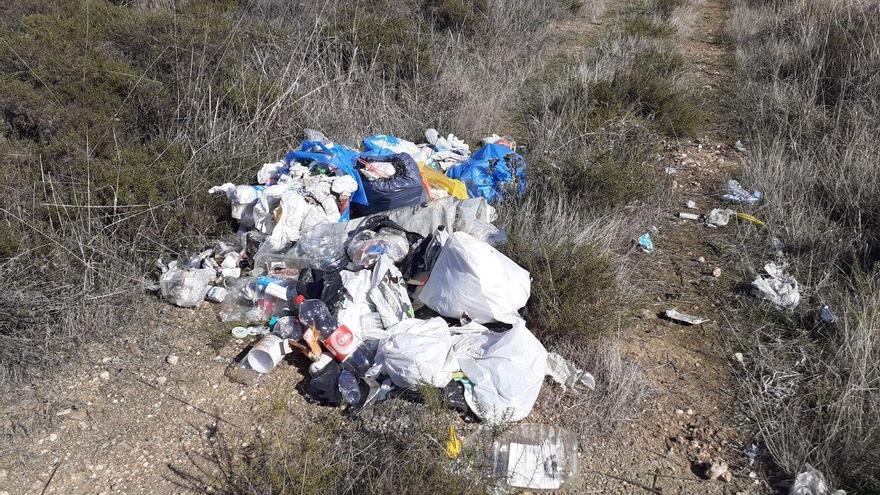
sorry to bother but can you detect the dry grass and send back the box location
[724,0,880,490]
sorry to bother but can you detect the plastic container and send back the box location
[490,424,579,491]
[337,369,361,405]
[247,334,291,374]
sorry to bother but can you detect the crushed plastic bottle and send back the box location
[337,369,361,405]
[490,424,579,491]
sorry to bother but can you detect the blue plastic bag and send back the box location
[446,143,526,202]
[361,134,420,158]
[284,140,367,206]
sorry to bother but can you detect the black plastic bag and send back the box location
[352,153,427,217]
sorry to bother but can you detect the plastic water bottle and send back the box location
[337,369,361,405]
[297,299,337,339]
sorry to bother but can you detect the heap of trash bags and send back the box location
[156,129,591,426]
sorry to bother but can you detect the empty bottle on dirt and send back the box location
[337,369,361,405]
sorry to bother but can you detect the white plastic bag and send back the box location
[378,317,456,388]
[451,319,547,423]
[419,232,530,324]
[159,268,216,307]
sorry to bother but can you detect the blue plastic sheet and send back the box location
[446,143,526,202]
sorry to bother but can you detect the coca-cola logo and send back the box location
[333,328,352,346]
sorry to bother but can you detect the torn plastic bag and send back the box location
[160,268,216,307]
[790,464,846,495]
[208,183,265,228]
[546,352,595,392]
[358,196,500,243]
[377,317,456,389]
[446,143,526,203]
[361,134,426,163]
[368,255,413,328]
[722,179,762,204]
[451,319,547,423]
[752,262,800,310]
[284,140,366,207]
[352,153,427,217]
[419,232,530,324]
[419,164,468,200]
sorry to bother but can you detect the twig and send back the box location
[41,459,63,495]
[584,469,663,494]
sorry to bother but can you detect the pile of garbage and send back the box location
[156,129,591,429]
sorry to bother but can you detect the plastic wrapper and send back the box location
[346,228,410,268]
[159,268,216,307]
[490,424,579,491]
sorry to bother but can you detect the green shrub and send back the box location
[505,237,617,339]
[423,0,488,32]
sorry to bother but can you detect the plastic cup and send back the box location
[246,334,291,373]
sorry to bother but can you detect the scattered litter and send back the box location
[697,256,706,263]
[546,352,596,392]
[153,130,587,425]
[712,267,722,278]
[686,200,697,209]
[638,233,655,253]
[705,208,734,227]
[722,179,762,204]
[735,212,765,226]
[819,305,838,324]
[734,352,745,366]
[665,166,677,175]
[733,140,747,152]
[751,262,800,310]
[679,212,700,220]
[790,464,846,495]
[165,354,179,366]
[664,308,709,325]
[491,424,579,490]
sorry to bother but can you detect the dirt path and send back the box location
[0,1,770,494]
[568,0,772,493]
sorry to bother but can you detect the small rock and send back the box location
[156,376,167,386]
[48,433,58,442]
[0,469,7,481]
[640,309,656,320]
[712,267,722,278]
[165,354,179,366]
[734,140,747,152]
[734,353,745,366]
[675,409,684,415]
[697,256,706,263]
[56,408,72,417]
[99,371,110,381]
[686,408,694,415]
[686,200,697,209]
[708,461,731,481]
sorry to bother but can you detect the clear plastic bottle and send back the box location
[337,369,361,405]
[297,299,337,339]
[490,424,579,491]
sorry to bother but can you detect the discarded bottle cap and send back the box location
[231,326,250,339]
[294,294,305,306]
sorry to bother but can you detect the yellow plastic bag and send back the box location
[419,164,469,200]
[445,425,462,459]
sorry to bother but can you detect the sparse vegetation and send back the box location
[724,0,880,490]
